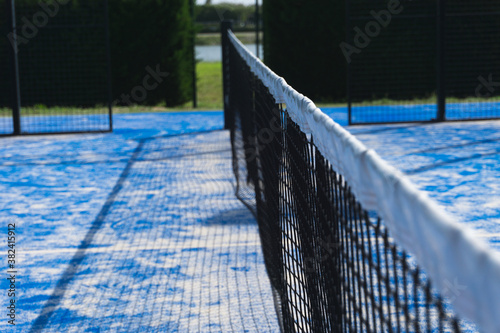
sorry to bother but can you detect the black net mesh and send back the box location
[227,32,476,332]
[347,0,500,124]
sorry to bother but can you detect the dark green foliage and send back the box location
[195,3,258,32]
[0,0,194,107]
[196,3,250,22]
[0,0,11,108]
[263,0,346,102]
[109,0,193,106]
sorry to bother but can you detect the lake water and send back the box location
[196,44,264,62]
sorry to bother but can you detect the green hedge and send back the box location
[0,0,194,107]
[195,3,258,32]
[0,0,12,108]
[109,0,193,106]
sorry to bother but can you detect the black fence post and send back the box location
[255,0,259,59]
[346,0,352,125]
[436,0,446,122]
[104,0,113,131]
[221,20,233,130]
[190,0,197,108]
[7,0,21,135]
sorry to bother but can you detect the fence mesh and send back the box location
[1,0,112,135]
[347,0,500,124]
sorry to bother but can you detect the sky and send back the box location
[196,0,256,5]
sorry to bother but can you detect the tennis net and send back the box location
[223,26,500,333]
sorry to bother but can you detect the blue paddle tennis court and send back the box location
[1,108,499,331]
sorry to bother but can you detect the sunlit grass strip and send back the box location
[0,106,109,117]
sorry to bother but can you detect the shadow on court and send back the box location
[24,129,277,332]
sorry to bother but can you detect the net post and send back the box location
[221,20,233,130]
[7,0,21,135]
[436,0,446,122]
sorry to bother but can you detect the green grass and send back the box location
[113,62,223,113]
[0,106,110,117]
[115,62,223,112]
[161,61,223,111]
[194,62,223,109]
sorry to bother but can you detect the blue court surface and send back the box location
[1,109,500,331]
[0,112,279,332]
[323,101,500,125]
